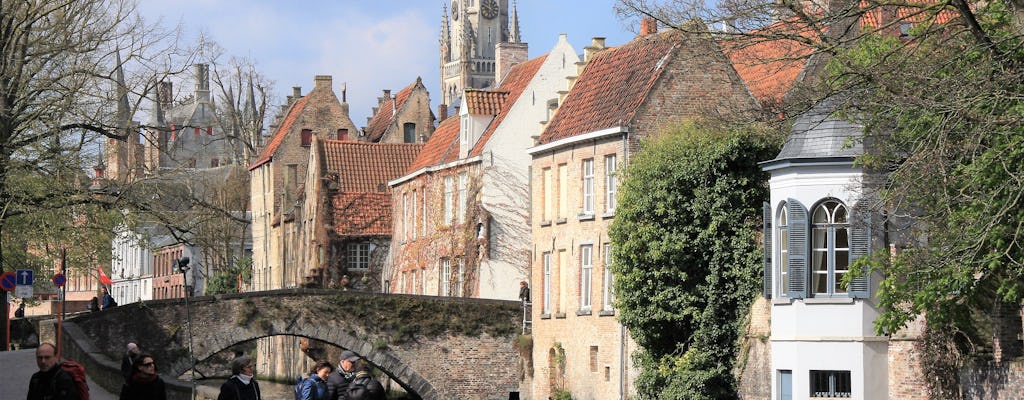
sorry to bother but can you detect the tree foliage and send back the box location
[609,121,781,399]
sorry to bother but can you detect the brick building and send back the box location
[525,21,760,399]
[361,77,436,144]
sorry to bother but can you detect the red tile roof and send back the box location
[724,20,815,108]
[463,90,509,115]
[469,55,547,157]
[363,82,416,142]
[320,140,424,192]
[248,96,309,170]
[331,192,393,236]
[861,0,958,28]
[404,115,460,174]
[539,33,678,143]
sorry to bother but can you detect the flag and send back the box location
[98,266,113,285]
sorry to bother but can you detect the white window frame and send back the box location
[602,243,614,311]
[543,252,552,314]
[441,258,451,296]
[411,189,417,240]
[580,244,593,310]
[402,192,409,241]
[457,258,466,297]
[605,154,617,212]
[777,204,790,297]
[811,200,850,296]
[582,159,594,214]
[347,243,370,270]
[458,172,468,224]
[443,176,454,225]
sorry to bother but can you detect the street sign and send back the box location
[15,285,32,298]
[53,273,66,287]
[16,269,33,286]
[0,272,15,291]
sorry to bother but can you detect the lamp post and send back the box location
[177,256,196,400]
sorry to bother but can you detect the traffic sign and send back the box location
[16,269,33,286]
[53,273,66,287]
[0,271,15,291]
[15,285,33,298]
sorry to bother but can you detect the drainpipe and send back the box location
[619,127,629,400]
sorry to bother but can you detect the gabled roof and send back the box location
[320,140,424,192]
[463,89,509,115]
[404,116,460,174]
[363,81,416,142]
[248,96,309,170]
[724,19,815,108]
[469,55,547,157]
[331,192,393,236]
[539,33,678,143]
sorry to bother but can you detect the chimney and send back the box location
[314,75,332,90]
[292,86,302,99]
[340,81,349,115]
[438,104,448,121]
[583,37,607,63]
[383,89,391,99]
[496,41,528,84]
[640,18,658,36]
[194,63,210,102]
[158,81,173,110]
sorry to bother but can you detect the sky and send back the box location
[135,0,641,129]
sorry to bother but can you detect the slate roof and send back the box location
[320,140,424,192]
[766,98,863,165]
[539,32,678,143]
[248,96,309,170]
[724,20,814,108]
[363,82,416,142]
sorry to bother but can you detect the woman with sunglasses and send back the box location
[119,353,167,400]
[218,356,262,400]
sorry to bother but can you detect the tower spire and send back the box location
[440,1,451,63]
[510,0,521,43]
[114,51,130,128]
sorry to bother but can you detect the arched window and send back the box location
[811,199,849,296]
[777,204,789,296]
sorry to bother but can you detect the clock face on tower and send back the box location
[451,0,459,20]
[481,0,498,19]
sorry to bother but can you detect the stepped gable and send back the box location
[538,32,678,144]
[364,82,416,142]
[248,96,309,170]
[469,55,547,156]
[404,115,460,174]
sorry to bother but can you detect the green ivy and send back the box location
[609,120,781,399]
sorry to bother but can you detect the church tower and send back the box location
[440,0,527,106]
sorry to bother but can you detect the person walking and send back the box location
[14,302,25,318]
[101,287,117,310]
[120,343,140,383]
[119,353,166,400]
[218,356,262,400]
[298,360,333,400]
[27,343,79,400]
[346,362,385,400]
[327,351,360,400]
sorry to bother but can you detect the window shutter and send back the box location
[763,202,772,299]
[849,205,872,298]
[787,199,808,298]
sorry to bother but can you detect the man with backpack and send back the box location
[27,342,85,400]
[346,365,385,400]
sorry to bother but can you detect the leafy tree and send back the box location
[609,121,781,399]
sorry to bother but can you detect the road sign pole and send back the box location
[56,250,65,358]
[5,292,10,352]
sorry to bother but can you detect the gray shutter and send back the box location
[849,205,872,298]
[763,202,772,299]
[787,199,808,298]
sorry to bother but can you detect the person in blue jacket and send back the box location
[299,360,334,400]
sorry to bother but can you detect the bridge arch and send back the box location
[66,289,523,399]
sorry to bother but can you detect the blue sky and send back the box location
[136,0,640,128]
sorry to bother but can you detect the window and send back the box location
[582,159,594,214]
[422,190,428,236]
[605,155,617,212]
[301,129,312,147]
[557,164,568,219]
[542,167,553,221]
[811,200,849,296]
[440,258,451,296]
[402,192,409,241]
[602,243,614,311]
[457,172,468,224]
[580,244,593,310]
[809,370,851,398]
[443,176,454,225]
[777,204,789,296]
[404,123,416,143]
[543,252,552,314]
[210,158,219,168]
[456,258,466,297]
[338,128,349,141]
[411,189,418,239]
[347,243,370,270]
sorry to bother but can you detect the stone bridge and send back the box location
[61,289,525,399]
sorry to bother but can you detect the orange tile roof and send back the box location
[539,33,678,143]
[320,140,424,193]
[331,192,393,236]
[404,116,460,174]
[463,90,509,115]
[724,19,815,108]
[248,96,309,170]
[861,0,958,28]
[469,55,547,157]
[363,81,416,142]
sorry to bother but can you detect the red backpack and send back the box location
[60,360,90,400]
